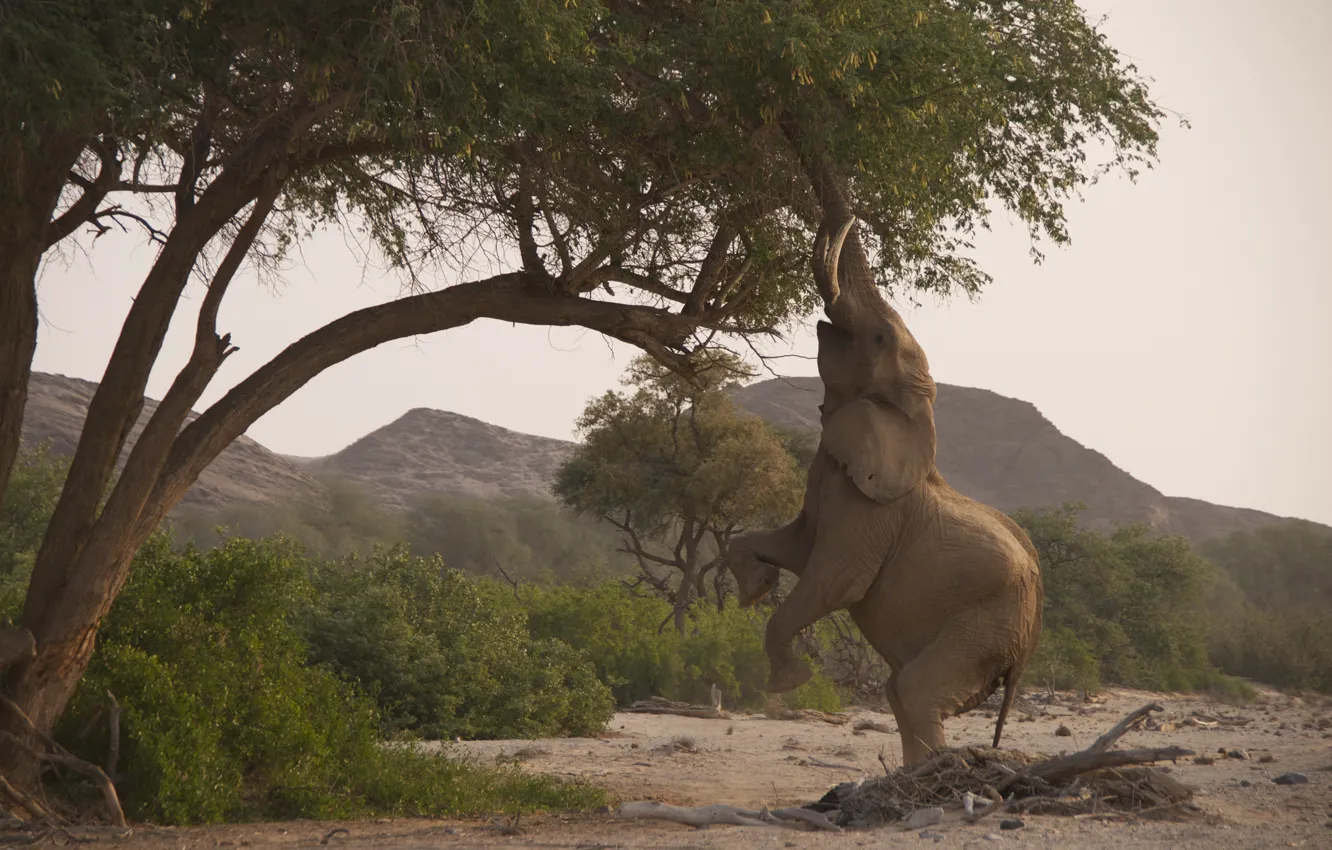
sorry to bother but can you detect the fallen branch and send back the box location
[1088,702,1163,753]
[1012,746,1194,790]
[0,695,127,828]
[622,697,728,720]
[616,801,840,832]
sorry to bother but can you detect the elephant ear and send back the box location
[820,397,935,503]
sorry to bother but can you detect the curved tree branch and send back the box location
[143,275,764,522]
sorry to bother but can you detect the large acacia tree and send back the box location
[0,0,1163,769]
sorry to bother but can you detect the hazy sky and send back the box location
[31,0,1332,527]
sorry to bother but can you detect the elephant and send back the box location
[726,208,1044,768]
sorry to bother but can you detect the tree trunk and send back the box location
[0,135,87,513]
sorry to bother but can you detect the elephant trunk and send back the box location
[806,166,905,332]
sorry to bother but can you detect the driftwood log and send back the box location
[622,696,729,720]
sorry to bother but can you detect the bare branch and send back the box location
[47,141,121,247]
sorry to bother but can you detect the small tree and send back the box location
[555,353,802,633]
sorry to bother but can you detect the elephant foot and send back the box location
[764,658,812,694]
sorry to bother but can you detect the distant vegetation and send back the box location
[1200,523,1332,694]
[171,479,635,583]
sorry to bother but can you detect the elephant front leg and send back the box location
[762,547,881,693]
[727,514,813,607]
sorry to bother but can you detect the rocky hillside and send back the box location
[731,377,1303,541]
[19,371,1320,542]
[20,372,323,511]
[299,407,574,510]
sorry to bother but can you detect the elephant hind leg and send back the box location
[893,617,1007,767]
[883,671,917,772]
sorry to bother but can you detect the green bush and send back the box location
[303,546,615,740]
[1027,627,1101,693]
[54,533,604,824]
[1012,504,1229,694]
[522,581,842,712]
[0,441,69,611]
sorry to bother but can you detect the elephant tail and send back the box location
[992,666,1020,749]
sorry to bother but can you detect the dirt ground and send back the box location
[44,687,1332,849]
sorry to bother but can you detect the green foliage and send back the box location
[1027,627,1101,693]
[1012,503,1230,693]
[522,581,841,713]
[303,546,615,740]
[55,534,604,824]
[0,442,68,609]
[589,0,1165,302]
[11,0,1166,326]
[771,425,820,472]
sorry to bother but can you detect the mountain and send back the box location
[18,371,1322,542]
[300,407,574,510]
[19,372,324,511]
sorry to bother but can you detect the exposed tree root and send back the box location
[0,694,127,829]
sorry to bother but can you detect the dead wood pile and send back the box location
[617,702,1201,833]
[826,703,1199,827]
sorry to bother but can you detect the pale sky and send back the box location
[31,0,1332,527]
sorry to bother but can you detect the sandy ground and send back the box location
[42,687,1332,849]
